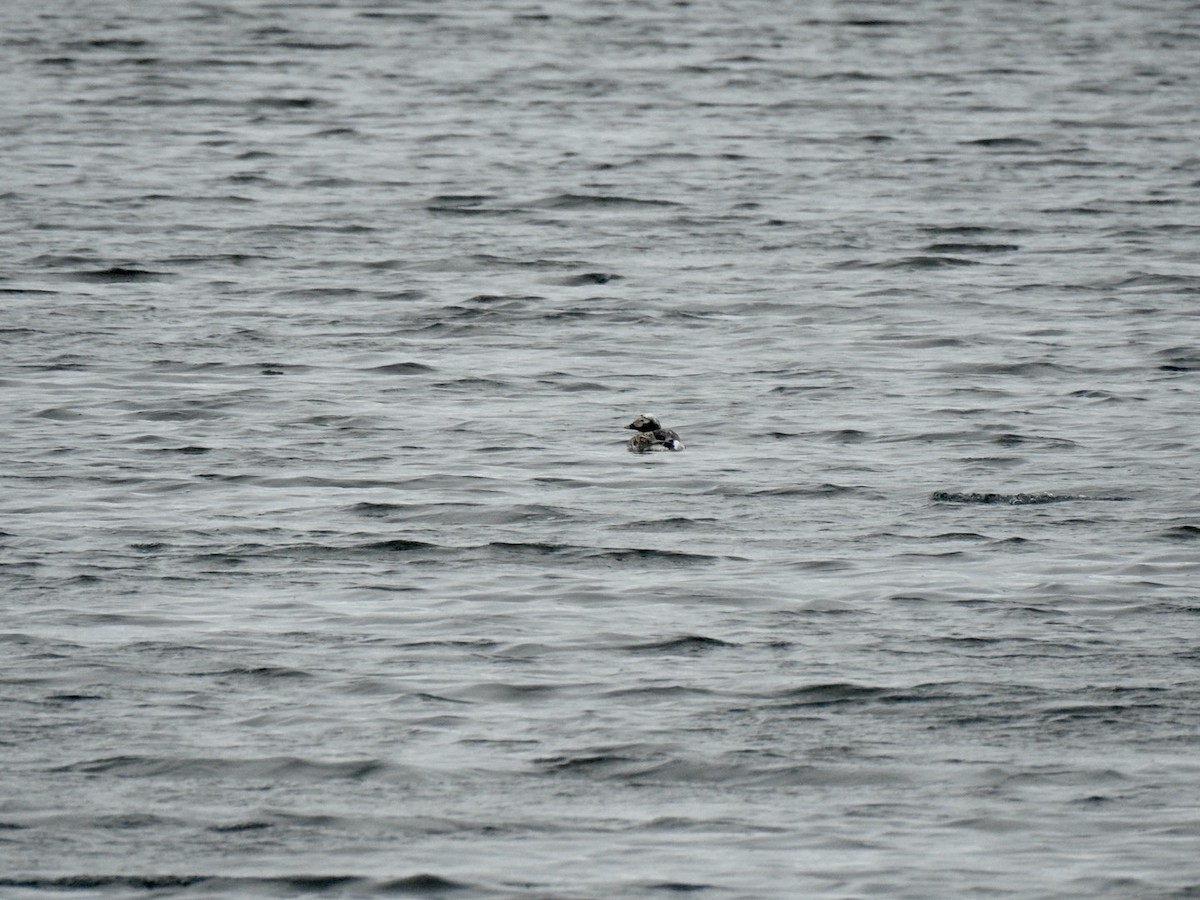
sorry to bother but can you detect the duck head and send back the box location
[626,414,661,433]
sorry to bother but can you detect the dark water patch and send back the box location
[414,254,572,273]
[454,682,569,703]
[1157,347,1200,372]
[855,255,980,270]
[54,754,389,780]
[1069,389,1138,402]
[625,635,735,653]
[65,38,151,51]
[991,432,1077,449]
[161,252,268,267]
[425,201,516,217]
[611,758,908,787]
[425,194,497,208]
[379,873,471,894]
[874,335,968,349]
[769,683,886,706]
[45,693,105,702]
[277,41,368,52]
[931,491,1129,505]
[1159,525,1200,541]
[234,222,375,235]
[920,225,1016,236]
[368,361,437,374]
[940,361,1072,378]
[0,876,210,891]
[33,407,87,420]
[350,502,407,518]
[273,287,376,301]
[839,18,908,27]
[147,445,211,454]
[0,874,471,895]
[537,751,650,775]
[810,70,887,82]
[584,546,729,566]
[474,542,725,566]
[432,376,513,390]
[361,539,444,554]
[823,429,872,443]
[556,272,623,285]
[644,881,712,894]
[924,242,1020,253]
[1108,273,1200,292]
[739,483,868,499]
[234,476,419,489]
[792,559,856,572]
[201,666,312,679]
[540,377,608,391]
[209,820,272,833]
[535,193,682,210]
[959,456,1025,467]
[960,136,1042,148]
[129,542,168,553]
[622,516,711,530]
[69,266,167,282]
[248,95,326,109]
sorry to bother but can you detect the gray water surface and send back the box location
[3,1,1199,897]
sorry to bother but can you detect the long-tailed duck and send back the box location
[626,414,684,452]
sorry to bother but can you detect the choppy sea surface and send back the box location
[3,1,1199,897]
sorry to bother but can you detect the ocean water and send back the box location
[2,1,1199,897]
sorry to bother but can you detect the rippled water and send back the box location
[3,1,1200,897]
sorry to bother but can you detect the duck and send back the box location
[626,414,684,452]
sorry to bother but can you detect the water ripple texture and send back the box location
[2,1,1199,897]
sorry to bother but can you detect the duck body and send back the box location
[626,414,684,452]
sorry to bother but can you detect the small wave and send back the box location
[248,95,326,109]
[367,361,436,374]
[65,38,150,50]
[931,491,1129,505]
[1157,347,1200,372]
[1159,524,1200,540]
[740,483,865,498]
[208,820,272,833]
[939,360,1071,377]
[533,193,681,210]
[960,136,1041,147]
[469,542,726,566]
[769,683,886,706]
[424,193,496,207]
[70,266,167,282]
[361,538,443,553]
[0,876,209,891]
[924,242,1020,253]
[199,666,311,679]
[642,881,714,894]
[624,635,735,653]
[54,755,390,780]
[621,515,711,530]
[861,255,980,270]
[585,546,727,565]
[0,874,470,895]
[822,428,873,443]
[556,272,623,285]
[349,502,406,517]
[537,751,648,775]
[921,225,1014,236]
